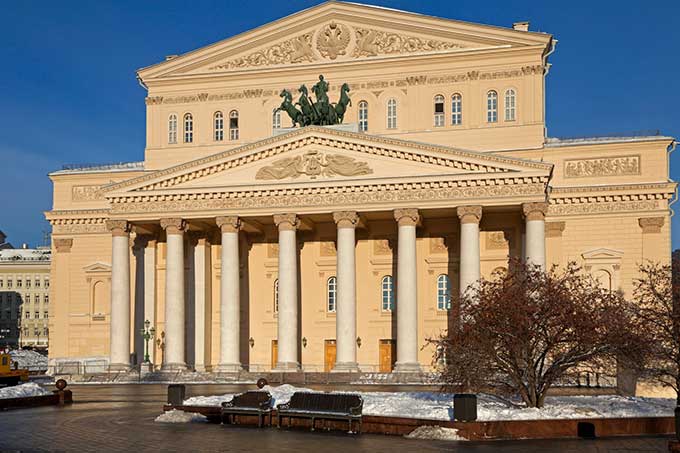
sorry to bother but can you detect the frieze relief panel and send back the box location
[564,155,640,178]
[484,230,512,250]
[72,185,104,202]
[255,151,373,180]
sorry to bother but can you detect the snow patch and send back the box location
[10,350,48,370]
[405,426,466,441]
[154,410,208,424]
[0,382,50,399]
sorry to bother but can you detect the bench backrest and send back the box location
[231,391,272,408]
[287,392,362,413]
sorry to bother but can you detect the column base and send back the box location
[273,361,301,372]
[331,362,360,373]
[108,363,131,372]
[161,362,188,372]
[215,363,244,373]
[393,362,422,373]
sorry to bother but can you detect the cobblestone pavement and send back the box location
[0,384,673,452]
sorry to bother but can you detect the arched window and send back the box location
[486,91,498,123]
[381,275,394,312]
[168,114,177,144]
[213,111,224,141]
[272,109,281,130]
[386,98,397,129]
[327,276,337,313]
[183,113,193,143]
[436,274,451,310]
[358,100,368,132]
[434,95,445,127]
[505,89,516,121]
[229,110,239,140]
[274,279,279,313]
[451,94,462,125]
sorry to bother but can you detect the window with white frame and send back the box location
[183,113,193,143]
[358,100,368,132]
[168,114,178,144]
[386,98,397,129]
[434,95,445,127]
[272,109,281,130]
[505,88,516,121]
[381,275,394,312]
[44,294,49,304]
[229,110,239,140]
[451,93,462,125]
[436,274,452,310]
[45,278,49,288]
[274,279,279,313]
[327,276,337,313]
[214,111,224,141]
[486,91,498,123]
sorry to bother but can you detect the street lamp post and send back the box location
[140,320,155,364]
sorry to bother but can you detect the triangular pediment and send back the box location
[83,262,111,273]
[104,126,552,197]
[581,248,624,261]
[139,2,552,79]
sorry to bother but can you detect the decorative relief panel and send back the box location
[485,230,511,250]
[373,239,393,256]
[548,200,658,216]
[320,241,336,257]
[255,151,373,180]
[209,33,315,71]
[564,155,640,178]
[429,236,453,254]
[316,22,351,59]
[72,185,104,202]
[352,27,464,57]
[267,243,279,258]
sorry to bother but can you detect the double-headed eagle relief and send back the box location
[277,75,351,127]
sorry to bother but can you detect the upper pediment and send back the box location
[139,2,552,79]
[104,126,552,197]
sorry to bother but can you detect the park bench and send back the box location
[220,391,273,427]
[276,391,363,433]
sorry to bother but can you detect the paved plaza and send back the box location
[0,384,673,452]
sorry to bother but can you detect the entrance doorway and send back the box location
[379,339,396,373]
[324,339,337,372]
[271,340,278,370]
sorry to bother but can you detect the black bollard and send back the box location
[167,384,186,406]
[453,394,477,422]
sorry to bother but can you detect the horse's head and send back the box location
[298,85,308,95]
[279,89,289,99]
[341,83,350,93]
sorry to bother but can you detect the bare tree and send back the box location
[631,255,680,405]
[430,261,640,408]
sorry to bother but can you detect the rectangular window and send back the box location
[34,294,39,303]
[17,279,22,288]
[44,311,48,319]
[0,280,3,288]
[35,279,40,288]
[44,295,49,304]
[35,311,39,319]
[387,99,397,129]
[26,280,31,288]
[451,95,462,125]
[7,280,12,289]
[25,312,30,319]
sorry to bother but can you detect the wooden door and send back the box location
[324,340,337,372]
[379,339,396,373]
[271,340,278,370]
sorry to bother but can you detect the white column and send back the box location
[457,206,482,296]
[333,211,359,372]
[107,220,131,371]
[393,209,421,373]
[273,214,300,371]
[144,239,157,365]
[523,202,548,270]
[161,218,187,371]
[193,236,211,372]
[216,216,242,372]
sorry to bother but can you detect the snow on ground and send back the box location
[9,350,48,370]
[182,384,676,421]
[405,426,466,441]
[154,409,208,424]
[0,382,50,399]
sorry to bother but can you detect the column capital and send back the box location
[457,206,482,224]
[216,216,241,233]
[333,211,359,229]
[160,218,187,235]
[522,202,549,221]
[638,216,664,234]
[393,208,419,227]
[54,238,73,253]
[106,220,131,236]
[273,213,299,231]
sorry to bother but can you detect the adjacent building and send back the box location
[45,2,675,374]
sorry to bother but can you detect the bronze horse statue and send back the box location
[277,76,351,127]
[277,89,303,127]
[333,83,351,123]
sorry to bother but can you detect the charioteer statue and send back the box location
[277,75,351,127]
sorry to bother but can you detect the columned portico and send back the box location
[107,220,131,370]
[457,206,482,296]
[393,209,421,373]
[523,202,548,269]
[273,214,300,371]
[160,218,188,371]
[332,211,360,372]
[216,216,243,372]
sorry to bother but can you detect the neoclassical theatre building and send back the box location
[46,2,675,373]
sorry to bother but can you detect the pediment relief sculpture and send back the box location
[207,22,467,71]
[255,151,373,180]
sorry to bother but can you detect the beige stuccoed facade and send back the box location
[45,2,675,376]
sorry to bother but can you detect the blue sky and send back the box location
[1,0,679,248]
